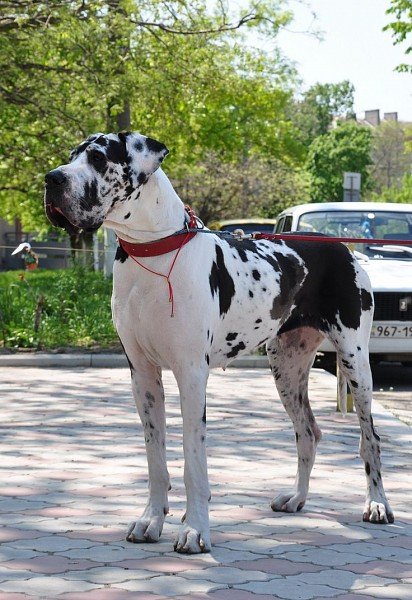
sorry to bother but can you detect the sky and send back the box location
[263,0,412,122]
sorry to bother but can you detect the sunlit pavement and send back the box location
[0,366,411,599]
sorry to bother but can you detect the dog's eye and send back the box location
[88,149,106,166]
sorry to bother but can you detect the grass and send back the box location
[0,268,118,351]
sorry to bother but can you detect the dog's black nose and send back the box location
[45,169,66,186]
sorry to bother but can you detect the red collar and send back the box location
[118,205,198,257]
[117,206,199,317]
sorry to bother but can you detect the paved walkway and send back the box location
[0,366,411,599]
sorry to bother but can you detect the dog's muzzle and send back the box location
[44,169,99,235]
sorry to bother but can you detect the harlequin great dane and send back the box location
[44,131,394,554]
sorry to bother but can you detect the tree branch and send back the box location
[130,12,258,36]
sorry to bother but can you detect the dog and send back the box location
[44,131,394,554]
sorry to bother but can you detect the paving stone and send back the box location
[0,367,410,598]
[0,556,99,575]
[0,549,38,564]
[59,590,143,600]
[113,574,225,595]
[8,536,95,553]
[0,577,99,595]
[115,556,210,572]
[332,595,394,600]
[327,542,412,560]
[215,539,313,555]
[68,566,153,584]
[189,591,282,600]
[0,529,44,543]
[208,547,269,564]
[182,566,274,584]
[291,570,396,589]
[0,570,33,583]
[231,558,325,576]
[0,593,33,600]
[280,549,374,567]
[357,583,412,597]
[351,575,400,589]
[237,580,343,599]
[57,544,148,562]
[340,560,412,578]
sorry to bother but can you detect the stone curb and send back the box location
[0,353,270,368]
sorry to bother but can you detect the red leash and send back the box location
[118,206,198,317]
[254,233,412,245]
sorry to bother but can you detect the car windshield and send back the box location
[297,210,412,259]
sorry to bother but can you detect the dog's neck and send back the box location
[103,168,186,243]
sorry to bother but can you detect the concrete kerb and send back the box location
[0,353,270,368]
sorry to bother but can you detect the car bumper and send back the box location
[319,323,412,362]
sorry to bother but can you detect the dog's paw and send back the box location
[173,525,211,554]
[271,492,306,513]
[363,500,394,525]
[126,515,164,543]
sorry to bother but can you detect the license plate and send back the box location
[371,322,412,338]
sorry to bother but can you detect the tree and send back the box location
[369,172,412,203]
[306,121,373,202]
[370,121,412,193]
[290,80,355,147]
[173,154,309,225]
[0,0,301,234]
[384,0,412,72]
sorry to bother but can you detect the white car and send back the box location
[275,202,412,367]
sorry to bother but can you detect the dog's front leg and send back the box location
[174,366,211,554]
[125,356,170,544]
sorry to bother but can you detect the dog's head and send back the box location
[44,132,168,235]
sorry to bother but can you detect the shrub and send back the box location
[0,268,117,350]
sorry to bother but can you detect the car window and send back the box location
[297,210,412,258]
[297,211,412,239]
[283,216,293,232]
[275,217,285,233]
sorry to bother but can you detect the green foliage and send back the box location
[0,268,116,349]
[0,0,301,232]
[306,121,373,202]
[290,81,355,147]
[368,173,412,204]
[370,120,412,193]
[173,154,309,224]
[384,0,412,72]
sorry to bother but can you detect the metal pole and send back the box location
[93,234,100,271]
[336,363,354,413]
[103,228,117,277]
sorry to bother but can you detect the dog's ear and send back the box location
[118,131,169,187]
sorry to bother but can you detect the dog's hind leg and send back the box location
[173,364,211,554]
[124,351,170,544]
[267,327,324,513]
[331,324,394,524]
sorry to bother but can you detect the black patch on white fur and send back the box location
[209,245,235,317]
[115,245,128,263]
[361,288,373,312]
[83,180,100,207]
[145,137,168,156]
[279,241,365,335]
[226,341,246,358]
[106,139,128,164]
[226,332,238,341]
